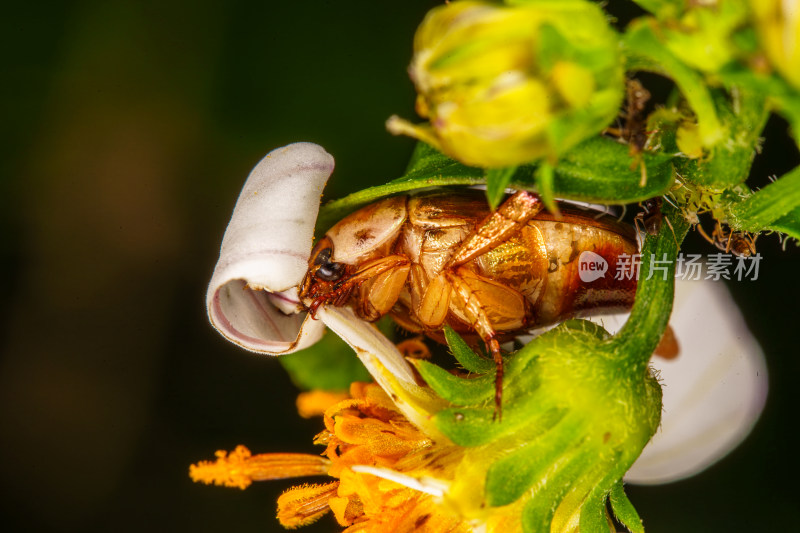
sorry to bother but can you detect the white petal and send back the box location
[350,465,450,497]
[207,143,333,354]
[609,279,769,484]
[317,305,448,437]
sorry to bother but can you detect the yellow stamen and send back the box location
[296,390,351,418]
[189,445,331,489]
[277,481,339,529]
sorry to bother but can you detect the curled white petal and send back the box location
[207,143,333,354]
[596,279,769,485]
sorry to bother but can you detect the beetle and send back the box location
[300,189,638,417]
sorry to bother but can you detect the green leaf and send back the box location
[518,136,675,204]
[768,206,800,242]
[485,166,518,210]
[404,140,454,174]
[317,138,674,234]
[316,144,483,233]
[610,481,645,533]
[728,166,800,232]
[775,94,800,150]
[279,331,371,391]
[535,162,559,214]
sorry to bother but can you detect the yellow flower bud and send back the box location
[390,0,625,168]
[749,0,800,88]
[677,121,705,158]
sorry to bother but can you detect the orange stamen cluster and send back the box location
[190,383,469,531]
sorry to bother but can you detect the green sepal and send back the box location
[430,224,686,528]
[674,88,770,189]
[718,65,800,150]
[434,407,505,447]
[578,488,610,533]
[443,326,494,374]
[412,359,495,405]
[623,19,723,147]
[520,447,595,533]
[485,414,585,506]
[280,331,371,391]
[485,166,519,210]
[560,318,610,340]
[609,202,689,361]
[610,481,645,533]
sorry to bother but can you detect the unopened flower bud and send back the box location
[749,0,800,88]
[660,0,748,73]
[388,0,625,168]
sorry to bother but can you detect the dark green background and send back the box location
[1,1,798,532]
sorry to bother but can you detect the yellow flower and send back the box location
[191,382,471,531]
[387,0,624,168]
[749,0,800,88]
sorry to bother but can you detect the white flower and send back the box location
[206,142,768,487]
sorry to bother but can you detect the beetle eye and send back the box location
[313,246,333,266]
[316,261,344,282]
[312,246,345,282]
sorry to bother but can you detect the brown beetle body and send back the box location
[301,190,638,416]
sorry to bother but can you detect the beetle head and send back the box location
[300,196,408,313]
[300,236,354,312]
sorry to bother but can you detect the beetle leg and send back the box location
[416,273,452,328]
[446,268,527,334]
[361,262,410,319]
[344,255,409,286]
[310,255,409,315]
[445,267,527,420]
[486,336,503,421]
[445,191,543,268]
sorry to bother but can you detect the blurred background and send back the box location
[1,1,798,532]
